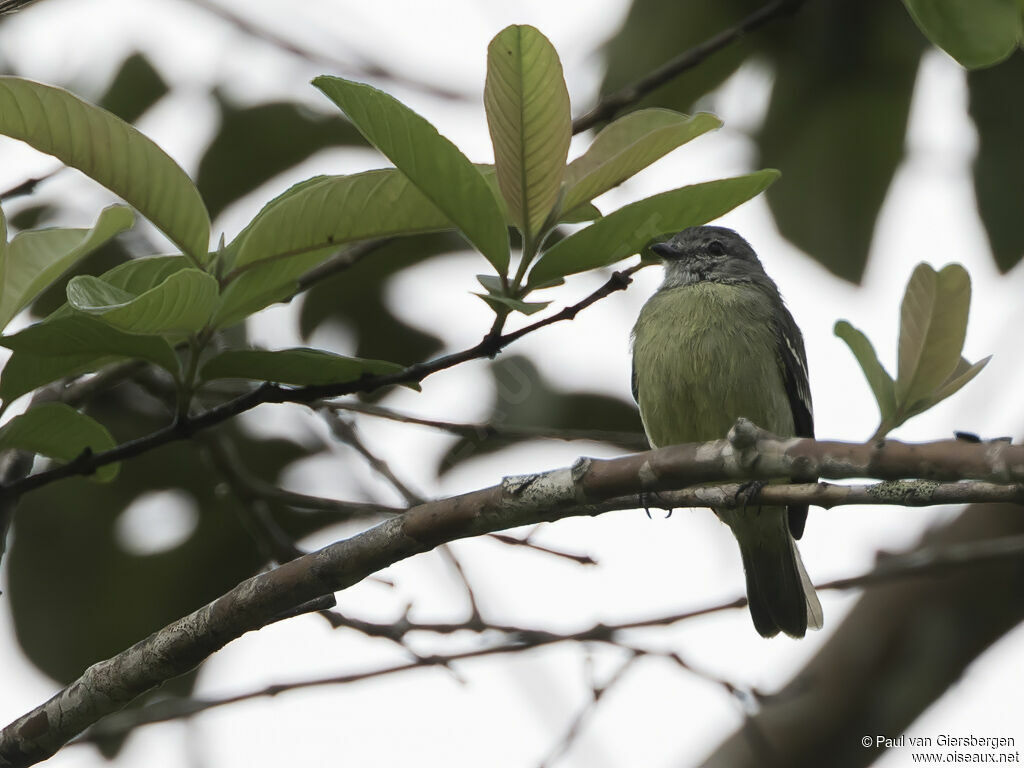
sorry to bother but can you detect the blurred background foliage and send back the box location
[0,0,1021,754]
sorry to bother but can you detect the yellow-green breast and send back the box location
[631,281,793,449]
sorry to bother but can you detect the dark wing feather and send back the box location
[773,306,814,539]
[630,359,639,404]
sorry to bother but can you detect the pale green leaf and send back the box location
[484,24,571,239]
[314,76,510,273]
[476,293,550,315]
[0,402,118,481]
[905,355,991,418]
[527,170,779,287]
[564,109,722,213]
[200,348,405,386]
[901,0,1021,69]
[0,77,210,263]
[226,170,451,271]
[834,320,897,423]
[0,205,135,330]
[896,262,971,408]
[214,247,334,329]
[67,268,219,335]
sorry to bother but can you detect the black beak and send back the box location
[650,241,676,259]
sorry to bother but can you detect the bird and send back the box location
[630,225,822,638]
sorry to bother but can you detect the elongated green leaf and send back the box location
[484,25,571,239]
[564,110,722,213]
[214,247,334,329]
[0,205,135,330]
[527,170,779,287]
[314,76,510,273]
[905,355,991,418]
[896,263,971,407]
[901,0,1021,69]
[0,314,179,405]
[834,320,897,423]
[227,170,451,271]
[200,348,404,386]
[0,403,118,481]
[67,268,218,335]
[0,77,210,263]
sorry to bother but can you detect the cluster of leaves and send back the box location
[604,0,1024,281]
[836,263,990,440]
[0,25,776,481]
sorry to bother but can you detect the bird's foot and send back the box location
[640,490,674,519]
[734,480,767,512]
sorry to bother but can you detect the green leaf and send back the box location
[905,355,991,418]
[199,348,406,386]
[214,248,333,330]
[226,170,451,271]
[67,268,219,335]
[901,0,1022,69]
[475,293,550,315]
[564,110,722,213]
[0,403,118,481]
[896,263,971,408]
[759,2,923,283]
[313,76,510,274]
[0,314,180,405]
[834,320,897,425]
[969,50,1024,272]
[484,25,571,240]
[0,205,135,330]
[560,202,602,224]
[0,77,210,264]
[527,170,779,287]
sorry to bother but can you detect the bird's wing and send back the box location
[630,359,639,404]
[774,308,814,539]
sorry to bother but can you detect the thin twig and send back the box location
[572,0,806,134]
[183,0,465,101]
[328,400,648,450]
[538,652,640,768]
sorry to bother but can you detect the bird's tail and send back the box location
[727,507,822,638]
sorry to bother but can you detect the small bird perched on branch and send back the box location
[631,225,822,638]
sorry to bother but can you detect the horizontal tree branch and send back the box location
[1,426,1023,766]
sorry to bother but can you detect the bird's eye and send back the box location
[707,240,725,256]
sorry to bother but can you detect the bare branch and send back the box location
[572,0,806,134]
[329,400,649,450]
[70,529,1024,747]
[182,0,466,102]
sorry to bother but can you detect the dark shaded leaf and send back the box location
[196,95,368,220]
[98,52,169,124]
[969,50,1024,272]
[0,402,117,481]
[759,1,924,282]
[200,348,405,386]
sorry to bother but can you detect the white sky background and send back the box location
[1,1,1023,767]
